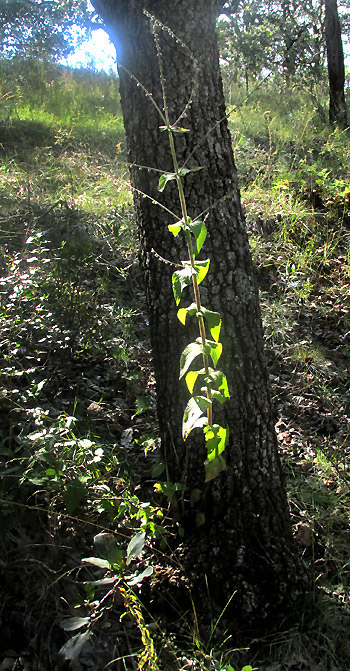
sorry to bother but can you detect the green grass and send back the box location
[0,59,349,670]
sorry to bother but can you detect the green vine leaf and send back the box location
[159,125,190,133]
[188,220,207,254]
[211,389,228,404]
[177,302,197,325]
[154,481,183,502]
[158,172,177,192]
[194,259,210,285]
[201,307,222,343]
[205,369,229,398]
[185,369,199,394]
[168,221,183,237]
[200,339,222,366]
[180,341,203,379]
[182,396,210,439]
[177,304,221,343]
[178,166,204,178]
[204,424,229,461]
[205,455,226,482]
[172,264,193,305]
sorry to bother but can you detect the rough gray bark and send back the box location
[325,0,348,127]
[92,0,309,632]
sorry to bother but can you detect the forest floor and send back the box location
[0,64,349,671]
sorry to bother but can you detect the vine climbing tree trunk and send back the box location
[92,0,309,633]
[325,0,348,128]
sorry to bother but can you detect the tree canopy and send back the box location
[219,0,350,86]
[0,0,98,59]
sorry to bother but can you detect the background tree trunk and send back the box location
[92,0,309,632]
[325,0,348,127]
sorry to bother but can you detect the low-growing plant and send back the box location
[59,531,156,665]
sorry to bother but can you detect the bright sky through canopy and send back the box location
[63,28,118,73]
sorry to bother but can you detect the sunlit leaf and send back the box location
[126,565,153,586]
[168,221,183,237]
[179,341,203,378]
[188,220,207,254]
[60,617,90,632]
[204,424,229,462]
[178,166,204,178]
[185,370,199,394]
[94,533,123,567]
[158,172,176,192]
[182,396,210,440]
[206,370,229,398]
[159,125,190,133]
[59,631,90,661]
[203,339,222,367]
[201,307,222,342]
[177,302,197,325]
[172,264,193,305]
[82,557,111,569]
[194,259,210,285]
[126,532,145,566]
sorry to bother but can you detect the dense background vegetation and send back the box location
[0,39,349,671]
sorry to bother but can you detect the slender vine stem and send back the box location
[165,119,213,427]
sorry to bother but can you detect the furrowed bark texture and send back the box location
[325,0,348,128]
[93,0,309,630]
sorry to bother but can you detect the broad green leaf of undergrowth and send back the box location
[82,557,111,569]
[64,478,86,514]
[182,395,210,439]
[60,617,90,632]
[178,166,204,178]
[93,532,123,567]
[186,368,229,399]
[59,630,90,661]
[154,481,183,502]
[126,531,145,566]
[180,341,203,379]
[126,565,153,586]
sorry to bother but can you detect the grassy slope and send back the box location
[0,60,349,670]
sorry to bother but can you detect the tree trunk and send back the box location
[92,0,309,632]
[325,0,348,128]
